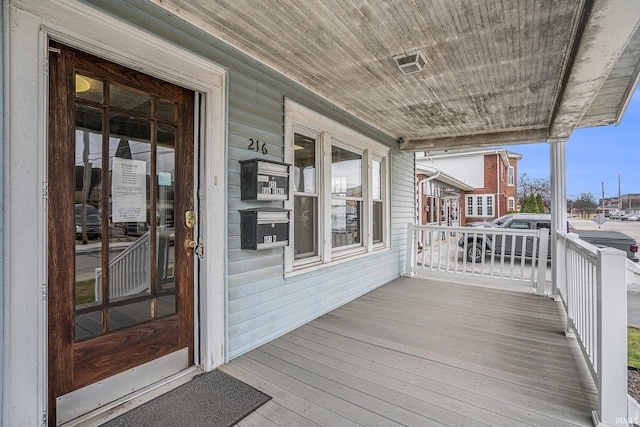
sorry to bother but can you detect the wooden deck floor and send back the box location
[221,276,597,427]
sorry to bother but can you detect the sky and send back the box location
[503,88,640,201]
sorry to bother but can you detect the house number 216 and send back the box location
[248,138,267,154]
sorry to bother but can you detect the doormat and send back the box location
[102,370,271,427]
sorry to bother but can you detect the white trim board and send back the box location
[5,1,227,424]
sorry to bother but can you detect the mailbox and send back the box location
[240,159,290,201]
[240,208,290,250]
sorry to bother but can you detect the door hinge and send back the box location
[42,284,48,301]
[42,409,48,426]
[42,182,48,200]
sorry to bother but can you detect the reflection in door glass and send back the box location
[74,105,104,340]
[109,114,152,305]
[73,82,185,341]
[156,125,176,314]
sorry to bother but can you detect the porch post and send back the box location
[595,248,628,426]
[549,139,567,298]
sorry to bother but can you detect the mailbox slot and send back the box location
[240,159,290,201]
[240,208,290,250]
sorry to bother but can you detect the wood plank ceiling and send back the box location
[149,0,640,151]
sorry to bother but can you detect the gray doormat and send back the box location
[102,370,271,427]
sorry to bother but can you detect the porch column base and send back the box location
[591,409,631,427]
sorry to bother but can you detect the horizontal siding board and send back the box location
[228,251,398,306]
[87,0,416,360]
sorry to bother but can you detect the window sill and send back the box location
[285,246,390,279]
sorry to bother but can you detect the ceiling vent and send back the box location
[393,50,426,75]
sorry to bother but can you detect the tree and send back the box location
[573,192,597,217]
[535,193,544,213]
[520,192,545,213]
[518,173,551,210]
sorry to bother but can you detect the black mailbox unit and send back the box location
[240,208,290,250]
[240,158,290,201]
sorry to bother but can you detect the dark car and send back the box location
[459,213,638,262]
[75,204,101,240]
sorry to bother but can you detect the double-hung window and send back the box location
[285,100,389,275]
[466,194,495,217]
[507,166,515,186]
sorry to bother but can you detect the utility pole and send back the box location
[603,182,606,217]
[619,174,622,212]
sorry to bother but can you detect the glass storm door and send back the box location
[47,41,195,423]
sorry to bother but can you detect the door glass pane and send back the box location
[157,295,177,318]
[157,125,176,299]
[109,114,152,305]
[158,99,177,122]
[75,73,103,103]
[110,83,151,116]
[294,195,317,259]
[293,133,316,193]
[109,301,152,331]
[75,105,104,324]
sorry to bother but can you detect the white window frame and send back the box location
[507,166,515,186]
[466,194,495,217]
[284,100,390,276]
[291,126,322,267]
[508,197,515,211]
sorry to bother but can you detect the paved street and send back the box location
[571,217,640,326]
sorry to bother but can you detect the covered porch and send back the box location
[224,276,597,426]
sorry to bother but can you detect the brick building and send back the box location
[416,165,473,226]
[416,148,522,225]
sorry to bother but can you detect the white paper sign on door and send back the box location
[112,157,147,222]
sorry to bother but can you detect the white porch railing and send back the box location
[95,231,151,301]
[556,231,629,427]
[404,223,549,293]
[94,231,175,301]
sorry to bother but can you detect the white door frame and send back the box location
[4,1,227,424]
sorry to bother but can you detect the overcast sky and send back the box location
[504,87,640,201]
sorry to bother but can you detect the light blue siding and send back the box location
[87,0,416,360]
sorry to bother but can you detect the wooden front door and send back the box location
[48,41,195,423]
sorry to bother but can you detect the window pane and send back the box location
[332,199,361,248]
[373,201,383,244]
[372,160,382,200]
[294,195,318,259]
[294,133,316,193]
[332,146,361,197]
[110,83,151,116]
[75,73,103,103]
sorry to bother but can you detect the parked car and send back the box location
[573,229,639,262]
[610,211,625,220]
[75,204,101,240]
[627,215,640,221]
[459,213,638,262]
[465,213,514,228]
